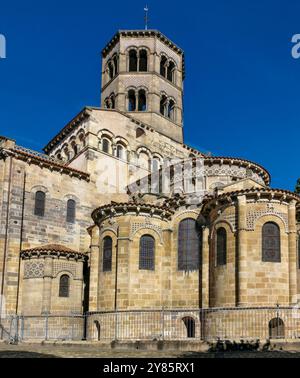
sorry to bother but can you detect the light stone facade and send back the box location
[0,29,300,341]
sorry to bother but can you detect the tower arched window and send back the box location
[116,144,125,160]
[71,142,78,156]
[160,56,167,77]
[262,222,281,262]
[59,275,70,298]
[167,61,176,83]
[139,235,155,270]
[168,100,175,120]
[160,95,168,116]
[34,191,46,217]
[139,50,148,72]
[178,218,200,271]
[152,157,161,172]
[102,138,110,154]
[108,61,114,80]
[66,199,76,223]
[138,89,147,111]
[128,89,136,111]
[103,236,113,272]
[216,227,227,266]
[113,55,118,76]
[129,50,138,72]
[110,94,115,109]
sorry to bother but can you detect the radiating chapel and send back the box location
[1,29,300,341]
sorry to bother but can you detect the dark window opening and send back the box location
[59,275,70,298]
[178,218,200,271]
[168,100,175,120]
[113,56,118,75]
[139,50,148,72]
[102,139,110,153]
[182,317,195,338]
[160,95,167,116]
[129,50,138,72]
[108,62,114,80]
[139,235,155,270]
[216,227,227,266]
[262,222,281,262]
[34,191,46,217]
[167,61,176,83]
[103,236,112,272]
[128,90,136,111]
[160,56,167,77]
[138,90,147,111]
[66,199,76,223]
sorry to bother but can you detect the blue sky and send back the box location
[0,0,299,190]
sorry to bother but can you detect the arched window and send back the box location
[71,142,78,156]
[110,94,115,109]
[66,199,76,223]
[138,89,147,111]
[102,138,110,153]
[168,100,175,120]
[105,98,110,109]
[167,61,176,83]
[216,228,227,266]
[128,89,136,111]
[262,222,281,262]
[103,236,113,272]
[34,191,46,217]
[139,235,155,270]
[269,318,285,339]
[139,151,150,171]
[160,95,168,116]
[139,50,148,72]
[182,317,195,338]
[152,157,161,172]
[59,275,70,298]
[129,50,138,72]
[160,56,167,77]
[108,61,114,80]
[116,144,125,160]
[178,219,200,271]
[113,55,118,75]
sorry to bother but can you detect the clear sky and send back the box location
[0,0,299,190]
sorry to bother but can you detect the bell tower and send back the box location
[101,30,185,143]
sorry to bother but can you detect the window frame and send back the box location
[59,274,70,298]
[34,191,46,217]
[262,222,281,263]
[139,235,155,271]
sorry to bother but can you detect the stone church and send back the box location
[0,29,300,340]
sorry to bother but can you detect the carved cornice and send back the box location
[92,201,174,224]
[21,245,88,262]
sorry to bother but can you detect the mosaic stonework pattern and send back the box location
[24,261,44,279]
[53,261,77,279]
[246,205,289,232]
[131,219,163,243]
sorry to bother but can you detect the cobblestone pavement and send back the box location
[1,343,300,358]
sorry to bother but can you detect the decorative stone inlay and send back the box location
[246,205,289,232]
[130,218,163,242]
[53,261,77,278]
[204,166,264,185]
[24,261,44,279]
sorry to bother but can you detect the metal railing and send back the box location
[2,307,300,342]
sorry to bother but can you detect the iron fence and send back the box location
[2,307,300,342]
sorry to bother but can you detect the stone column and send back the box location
[42,257,53,314]
[288,200,298,305]
[202,227,210,308]
[237,195,248,306]
[88,226,100,312]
